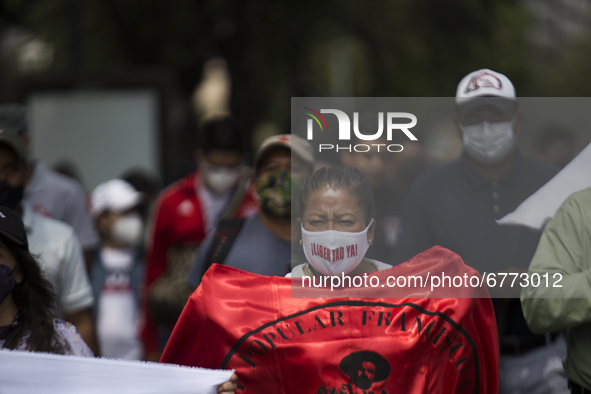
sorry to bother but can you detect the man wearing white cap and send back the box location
[90,179,144,360]
[391,69,566,393]
[186,134,314,289]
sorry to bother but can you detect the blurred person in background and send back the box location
[391,69,565,393]
[0,104,99,274]
[0,127,99,355]
[522,187,591,394]
[340,134,406,261]
[0,205,93,356]
[186,134,314,289]
[141,116,256,362]
[90,179,145,360]
[535,125,577,169]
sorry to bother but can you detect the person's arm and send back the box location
[64,308,99,356]
[58,228,100,356]
[521,192,591,333]
[141,194,173,361]
[55,320,94,357]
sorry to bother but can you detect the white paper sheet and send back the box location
[497,142,591,230]
[0,349,234,394]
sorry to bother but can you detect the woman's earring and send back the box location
[369,239,373,246]
[299,239,303,246]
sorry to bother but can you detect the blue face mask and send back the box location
[0,264,15,305]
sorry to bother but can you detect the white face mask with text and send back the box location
[301,219,373,276]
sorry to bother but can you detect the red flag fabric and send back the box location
[161,246,499,393]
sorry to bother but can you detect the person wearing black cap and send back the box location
[0,206,93,355]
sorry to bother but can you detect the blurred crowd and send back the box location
[0,67,589,393]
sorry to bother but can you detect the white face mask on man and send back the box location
[301,219,373,276]
[111,213,143,246]
[461,119,515,165]
[202,164,241,194]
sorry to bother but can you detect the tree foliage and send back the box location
[2,0,585,130]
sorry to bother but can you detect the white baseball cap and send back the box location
[455,69,517,114]
[91,179,142,218]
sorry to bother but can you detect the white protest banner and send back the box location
[0,349,234,394]
[497,142,591,230]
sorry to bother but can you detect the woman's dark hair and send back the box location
[298,167,376,224]
[2,236,60,353]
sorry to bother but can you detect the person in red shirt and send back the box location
[141,117,257,361]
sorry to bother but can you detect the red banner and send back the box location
[161,246,499,393]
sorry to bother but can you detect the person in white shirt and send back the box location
[0,126,98,355]
[90,179,145,360]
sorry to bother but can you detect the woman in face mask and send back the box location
[291,167,392,278]
[0,206,93,355]
[90,179,146,360]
